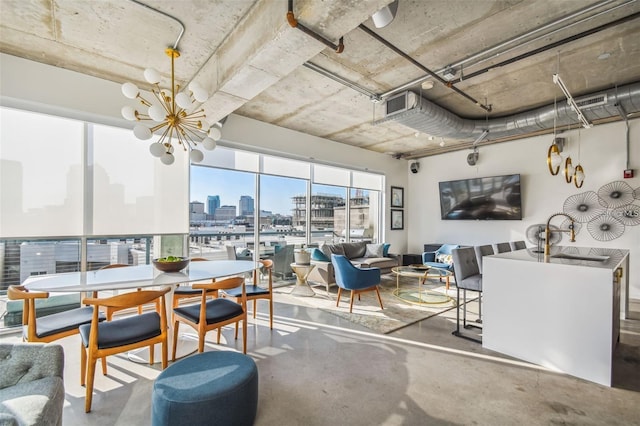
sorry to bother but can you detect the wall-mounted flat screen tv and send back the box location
[439,174,522,220]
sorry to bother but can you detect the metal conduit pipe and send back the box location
[287,0,344,53]
[374,81,640,141]
[449,10,640,85]
[358,24,491,112]
[378,0,628,99]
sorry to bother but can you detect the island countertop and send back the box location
[483,246,630,386]
[490,245,629,270]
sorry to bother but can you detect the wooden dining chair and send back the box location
[224,259,274,329]
[94,264,146,320]
[171,257,219,324]
[172,276,247,358]
[8,285,105,343]
[79,286,171,412]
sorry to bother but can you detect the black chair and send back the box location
[451,247,482,343]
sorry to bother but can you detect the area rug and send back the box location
[273,274,474,334]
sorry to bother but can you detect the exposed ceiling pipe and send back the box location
[615,102,631,170]
[129,0,185,50]
[375,81,640,141]
[449,10,640,85]
[358,24,492,113]
[287,0,344,53]
[378,0,626,99]
[303,62,378,100]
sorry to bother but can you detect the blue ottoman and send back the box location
[152,351,258,426]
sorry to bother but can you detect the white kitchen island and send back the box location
[483,246,630,387]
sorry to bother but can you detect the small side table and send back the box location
[289,263,316,297]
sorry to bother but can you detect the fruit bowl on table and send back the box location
[152,257,190,272]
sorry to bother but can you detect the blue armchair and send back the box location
[331,254,383,313]
[422,244,459,273]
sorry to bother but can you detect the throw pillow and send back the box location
[382,243,391,257]
[435,253,453,265]
[311,248,330,262]
[365,243,384,258]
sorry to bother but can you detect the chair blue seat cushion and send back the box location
[174,286,201,295]
[79,312,161,349]
[152,351,258,426]
[33,306,105,339]
[423,261,453,270]
[225,285,269,298]
[174,299,243,325]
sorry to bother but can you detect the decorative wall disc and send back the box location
[526,223,561,246]
[611,204,640,226]
[563,191,605,223]
[634,186,640,200]
[597,181,634,209]
[587,214,625,241]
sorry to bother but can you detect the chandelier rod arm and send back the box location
[129,0,185,49]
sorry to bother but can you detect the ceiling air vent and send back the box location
[574,94,607,110]
[385,91,418,117]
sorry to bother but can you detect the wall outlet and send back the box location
[623,169,634,179]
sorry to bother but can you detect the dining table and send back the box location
[24,260,258,362]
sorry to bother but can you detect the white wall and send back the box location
[0,53,409,251]
[407,121,640,297]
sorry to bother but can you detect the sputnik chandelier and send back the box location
[121,47,220,165]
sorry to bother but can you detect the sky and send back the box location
[190,167,347,216]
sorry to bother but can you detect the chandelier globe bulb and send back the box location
[121,106,136,121]
[148,104,166,122]
[133,124,152,140]
[149,143,165,157]
[143,68,161,84]
[121,82,139,99]
[190,149,204,163]
[160,152,175,165]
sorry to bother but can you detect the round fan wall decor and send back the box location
[587,214,625,241]
[611,204,640,227]
[526,223,561,246]
[597,181,634,209]
[563,191,605,223]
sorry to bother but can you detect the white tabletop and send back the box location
[24,260,258,292]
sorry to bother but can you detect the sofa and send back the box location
[307,241,398,292]
[0,343,65,426]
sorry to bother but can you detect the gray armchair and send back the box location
[0,343,65,426]
[267,244,295,279]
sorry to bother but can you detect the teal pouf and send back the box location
[152,351,258,426]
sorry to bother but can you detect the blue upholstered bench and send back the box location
[152,351,258,426]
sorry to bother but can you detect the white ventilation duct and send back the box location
[376,81,640,141]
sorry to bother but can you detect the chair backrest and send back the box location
[225,245,237,260]
[194,276,247,310]
[509,240,526,251]
[473,245,494,274]
[437,244,459,255]
[331,254,381,291]
[452,247,480,282]
[99,263,130,270]
[493,242,511,253]
[272,244,295,275]
[7,285,48,334]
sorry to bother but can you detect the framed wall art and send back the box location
[391,209,404,230]
[391,186,404,208]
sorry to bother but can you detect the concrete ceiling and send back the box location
[1,0,639,159]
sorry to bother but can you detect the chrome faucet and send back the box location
[544,212,576,261]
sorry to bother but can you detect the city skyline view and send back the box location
[191,166,347,216]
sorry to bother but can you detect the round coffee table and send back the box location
[391,265,454,306]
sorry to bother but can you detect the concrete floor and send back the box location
[3,290,640,426]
